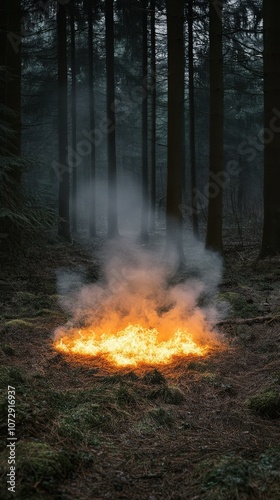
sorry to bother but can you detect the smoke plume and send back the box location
[54,234,224,350]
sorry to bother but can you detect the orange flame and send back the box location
[53,244,221,367]
[54,323,210,367]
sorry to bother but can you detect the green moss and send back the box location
[19,441,72,478]
[58,402,100,435]
[134,420,155,435]
[247,390,280,418]
[101,374,126,385]
[15,292,52,309]
[0,387,55,439]
[0,366,26,386]
[188,360,209,372]
[0,440,74,499]
[57,401,131,442]
[101,372,139,386]
[5,292,58,323]
[0,394,7,431]
[218,292,258,318]
[147,407,174,427]
[4,319,35,329]
[201,372,221,387]
[202,455,252,497]
[32,308,57,317]
[148,385,185,405]
[46,388,105,411]
[49,294,60,301]
[122,371,139,382]
[1,344,15,356]
[200,449,280,500]
[142,369,166,385]
[116,386,137,405]
[16,291,37,302]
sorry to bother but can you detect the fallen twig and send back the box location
[217,315,280,326]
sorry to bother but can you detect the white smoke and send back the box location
[54,234,224,346]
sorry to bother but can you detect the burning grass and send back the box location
[54,324,212,368]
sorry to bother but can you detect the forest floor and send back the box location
[1,235,280,499]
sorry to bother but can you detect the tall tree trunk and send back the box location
[0,0,22,245]
[5,0,21,160]
[70,2,77,234]
[140,0,149,242]
[166,0,185,261]
[57,2,70,240]
[237,152,244,215]
[187,0,199,237]
[88,0,96,237]
[105,0,119,238]
[150,0,156,233]
[260,0,280,257]
[205,0,224,254]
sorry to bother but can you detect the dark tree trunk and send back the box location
[140,0,149,242]
[105,0,119,238]
[205,0,224,254]
[57,2,70,240]
[166,0,185,261]
[237,153,244,215]
[150,0,156,233]
[88,0,96,237]
[260,0,280,257]
[0,0,22,245]
[187,0,199,237]
[5,0,21,160]
[70,3,77,234]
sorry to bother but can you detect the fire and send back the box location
[54,323,210,367]
[53,242,221,368]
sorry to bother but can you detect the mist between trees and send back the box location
[180,106,280,219]
[52,68,156,180]
[1,0,280,260]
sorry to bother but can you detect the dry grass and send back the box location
[0,241,280,499]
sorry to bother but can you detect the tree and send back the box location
[150,0,157,233]
[105,0,119,238]
[205,0,224,253]
[57,1,70,240]
[166,0,185,260]
[3,0,21,160]
[140,0,149,242]
[88,0,96,237]
[187,0,199,237]
[70,2,77,234]
[0,0,22,247]
[260,0,280,257]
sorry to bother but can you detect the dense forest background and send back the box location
[2,2,280,500]
[3,0,278,259]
